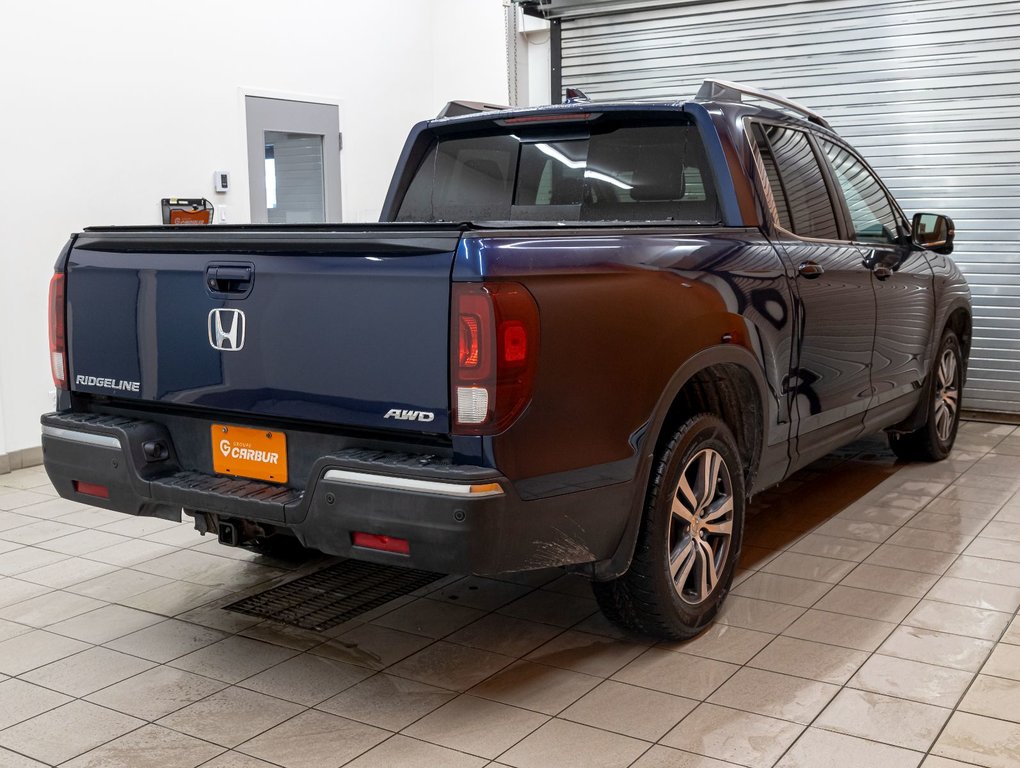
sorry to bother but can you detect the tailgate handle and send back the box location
[206,264,253,295]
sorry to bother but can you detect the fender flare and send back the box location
[589,345,771,581]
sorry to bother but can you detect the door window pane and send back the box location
[264,131,325,224]
[755,124,839,240]
[819,140,899,244]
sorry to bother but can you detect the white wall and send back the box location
[0,0,508,457]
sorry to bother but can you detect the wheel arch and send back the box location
[588,346,770,581]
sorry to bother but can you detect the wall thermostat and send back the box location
[213,171,230,193]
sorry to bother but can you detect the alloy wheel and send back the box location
[934,348,959,443]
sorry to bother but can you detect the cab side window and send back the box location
[751,123,840,241]
[819,139,900,244]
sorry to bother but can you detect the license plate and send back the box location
[212,424,288,484]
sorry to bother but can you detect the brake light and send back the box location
[352,532,410,555]
[48,273,67,389]
[452,282,539,434]
[73,481,109,499]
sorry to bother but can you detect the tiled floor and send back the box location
[1,420,1019,767]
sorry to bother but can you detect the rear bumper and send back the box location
[41,412,631,575]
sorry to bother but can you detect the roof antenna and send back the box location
[564,87,591,104]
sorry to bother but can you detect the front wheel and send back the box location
[888,329,963,462]
[593,413,745,640]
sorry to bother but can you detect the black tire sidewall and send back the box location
[645,414,745,633]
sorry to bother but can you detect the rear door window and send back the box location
[751,123,840,240]
[818,140,901,244]
[396,120,721,224]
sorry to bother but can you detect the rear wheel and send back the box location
[593,413,745,640]
[888,329,963,462]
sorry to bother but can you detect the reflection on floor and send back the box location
[0,421,1018,767]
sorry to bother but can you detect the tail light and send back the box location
[48,273,67,389]
[452,282,539,435]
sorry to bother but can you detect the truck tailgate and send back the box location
[64,226,461,433]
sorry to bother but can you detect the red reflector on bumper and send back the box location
[73,481,110,499]
[352,532,410,555]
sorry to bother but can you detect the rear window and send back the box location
[396,120,721,224]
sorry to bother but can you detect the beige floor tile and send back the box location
[35,529,130,556]
[709,667,838,724]
[959,674,1020,722]
[811,518,898,544]
[470,659,600,715]
[20,645,154,697]
[0,629,90,675]
[612,647,738,699]
[105,618,228,663]
[156,686,303,748]
[738,544,782,570]
[983,519,1020,541]
[168,635,299,684]
[0,617,32,643]
[864,544,956,575]
[887,527,973,554]
[879,626,995,672]
[932,711,1020,768]
[815,688,950,751]
[787,533,878,562]
[560,680,696,741]
[238,652,373,706]
[1005,616,1020,645]
[52,506,128,529]
[781,609,896,652]
[946,555,1020,588]
[940,484,1015,505]
[317,672,455,731]
[98,516,181,537]
[370,598,486,639]
[730,572,831,607]
[46,604,164,644]
[966,536,1020,563]
[0,578,50,609]
[848,654,973,708]
[925,576,1020,613]
[312,623,433,670]
[0,679,72,730]
[866,489,937,509]
[906,510,989,537]
[840,564,939,597]
[760,551,857,583]
[498,718,648,768]
[65,568,174,602]
[61,723,224,768]
[661,703,803,768]
[0,589,106,627]
[0,519,83,546]
[85,665,228,720]
[921,756,986,767]
[120,580,232,617]
[524,630,645,677]
[446,614,563,657]
[812,585,918,623]
[403,694,548,760]
[387,641,514,691]
[982,642,1020,680]
[0,700,145,765]
[749,636,867,684]
[0,547,70,576]
[0,491,54,512]
[345,734,487,768]
[836,504,918,527]
[903,600,1011,640]
[627,744,738,767]
[175,603,263,635]
[660,623,773,665]
[774,727,923,768]
[133,549,285,591]
[83,538,177,567]
[497,589,599,627]
[0,512,43,533]
[17,557,117,589]
[714,595,805,633]
[427,576,532,611]
[237,709,388,768]
[0,746,48,767]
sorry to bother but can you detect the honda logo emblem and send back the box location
[208,309,246,351]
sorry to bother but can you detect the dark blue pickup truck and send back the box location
[42,81,970,638]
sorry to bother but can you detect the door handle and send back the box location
[873,265,893,281]
[798,261,824,279]
[206,264,254,296]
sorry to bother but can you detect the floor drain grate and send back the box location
[224,559,445,631]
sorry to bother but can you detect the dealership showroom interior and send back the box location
[3,0,1020,766]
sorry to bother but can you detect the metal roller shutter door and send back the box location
[554,0,1020,414]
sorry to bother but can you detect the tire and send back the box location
[592,413,745,640]
[888,329,963,462]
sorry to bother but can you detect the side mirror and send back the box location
[912,212,955,255]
